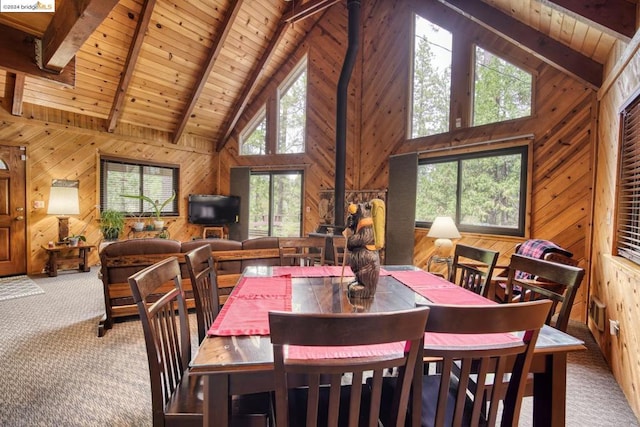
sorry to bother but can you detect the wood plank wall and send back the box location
[0,107,217,274]
[592,36,640,418]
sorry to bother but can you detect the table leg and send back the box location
[204,373,229,427]
[533,353,567,427]
[48,251,58,277]
[79,247,90,272]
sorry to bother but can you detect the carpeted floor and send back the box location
[0,275,44,302]
[0,268,638,426]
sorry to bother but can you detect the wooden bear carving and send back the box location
[344,199,385,299]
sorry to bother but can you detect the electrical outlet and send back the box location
[609,319,620,336]
[33,200,45,209]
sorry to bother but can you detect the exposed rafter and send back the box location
[541,0,636,42]
[0,24,75,86]
[3,73,25,116]
[172,0,244,145]
[439,0,603,89]
[40,0,120,72]
[107,0,157,133]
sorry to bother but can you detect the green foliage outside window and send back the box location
[473,46,532,126]
[416,147,527,236]
[241,113,267,155]
[278,61,307,154]
[249,172,302,238]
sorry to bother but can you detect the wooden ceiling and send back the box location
[0,0,635,151]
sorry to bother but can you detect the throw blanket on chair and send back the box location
[515,239,573,279]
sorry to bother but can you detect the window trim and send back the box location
[415,145,528,236]
[100,156,180,217]
[471,44,535,127]
[276,55,308,154]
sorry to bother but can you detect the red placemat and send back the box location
[425,331,521,348]
[287,341,406,360]
[233,276,291,298]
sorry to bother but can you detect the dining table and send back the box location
[189,264,585,427]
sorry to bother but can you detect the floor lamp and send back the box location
[47,179,80,243]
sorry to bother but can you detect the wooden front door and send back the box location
[0,145,26,276]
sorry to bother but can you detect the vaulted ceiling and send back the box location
[0,0,635,151]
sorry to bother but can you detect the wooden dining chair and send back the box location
[184,244,220,343]
[503,253,585,332]
[449,244,499,298]
[128,256,272,427]
[269,307,430,427]
[279,236,326,266]
[415,300,552,427]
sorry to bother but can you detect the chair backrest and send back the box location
[128,257,193,426]
[269,307,430,427]
[449,244,499,297]
[279,236,326,266]
[422,300,551,427]
[184,244,220,343]
[504,254,585,331]
[332,235,347,266]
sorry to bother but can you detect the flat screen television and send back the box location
[188,194,240,225]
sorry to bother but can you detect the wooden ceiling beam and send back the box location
[541,0,636,42]
[439,0,603,89]
[172,0,244,145]
[3,73,25,116]
[107,0,157,133]
[0,24,75,86]
[281,0,341,24]
[39,0,120,73]
[217,21,288,152]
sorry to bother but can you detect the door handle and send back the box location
[15,216,24,221]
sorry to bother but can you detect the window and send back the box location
[277,57,307,154]
[473,46,532,126]
[100,157,179,216]
[240,107,267,155]
[411,14,452,138]
[249,171,302,238]
[416,146,527,236]
[617,94,640,265]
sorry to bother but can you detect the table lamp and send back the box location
[427,216,461,257]
[47,179,80,243]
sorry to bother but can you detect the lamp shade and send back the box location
[427,216,461,239]
[47,180,80,216]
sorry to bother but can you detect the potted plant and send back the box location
[121,191,176,230]
[67,233,86,247]
[100,209,125,241]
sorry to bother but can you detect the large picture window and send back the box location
[249,171,302,238]
[410,14,452,138]
[416,146,527,236]
[240,106,267,155]
[100,157,179,216]
[617,94,640,265]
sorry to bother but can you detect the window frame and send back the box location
[409,13,453,139]
[616,92,640,265]
[100,156,180,217]
[416,145,528,236]
[471,44,534,127]
[276,55,308,154]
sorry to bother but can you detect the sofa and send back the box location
[98,236,281,337]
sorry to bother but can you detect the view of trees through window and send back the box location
[412,14,451,138]
[249,171,302,238]
[473,46,532,126]
[240,108,267,155]
[278,58,307,154]
[416,146,527,235]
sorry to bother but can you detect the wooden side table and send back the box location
[427,255,453,280]
[42,244,96,277]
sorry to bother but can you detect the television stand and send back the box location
[203,226,227,239]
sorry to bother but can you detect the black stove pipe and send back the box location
[334,0,360,227]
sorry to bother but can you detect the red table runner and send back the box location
[272,265,393,278]
[207,276,292,336]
